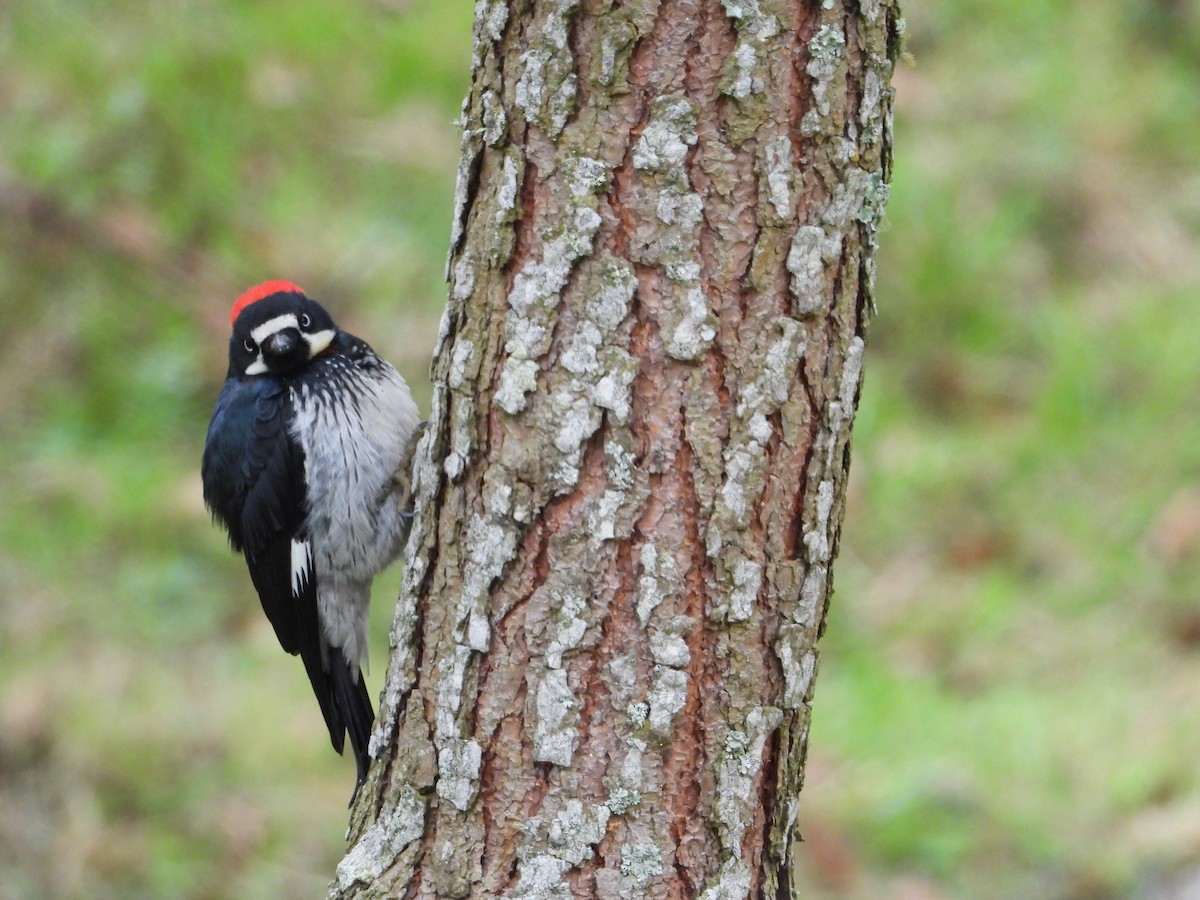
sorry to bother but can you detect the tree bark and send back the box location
[333,0,899,896]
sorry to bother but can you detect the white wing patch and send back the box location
[291,539,312,595]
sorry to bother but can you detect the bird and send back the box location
[201,281,420,803]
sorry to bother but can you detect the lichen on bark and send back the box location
[333,0,901,897]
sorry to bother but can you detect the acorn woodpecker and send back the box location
[202,281,420,801]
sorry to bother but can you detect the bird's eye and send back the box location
[244,339,257,353]
[300,314,312,328]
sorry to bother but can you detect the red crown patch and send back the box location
[230,280,305,325]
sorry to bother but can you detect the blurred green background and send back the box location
[2,1,1198,898]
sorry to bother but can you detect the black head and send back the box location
[227,282,338,379]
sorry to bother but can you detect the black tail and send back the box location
[328,646,374,806]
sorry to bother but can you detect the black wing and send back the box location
[236,382,311,654]
[203,378,347,755]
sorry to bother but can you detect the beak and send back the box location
[264,329,300,358]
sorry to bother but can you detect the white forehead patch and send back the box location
[250,313,299,346]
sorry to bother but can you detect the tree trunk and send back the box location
[333,0,899,896]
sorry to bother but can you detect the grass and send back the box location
[1,3,471,897]
[2,0,1199,897]
[794,2,1200,894]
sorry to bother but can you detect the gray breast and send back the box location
[290,353,420,582]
